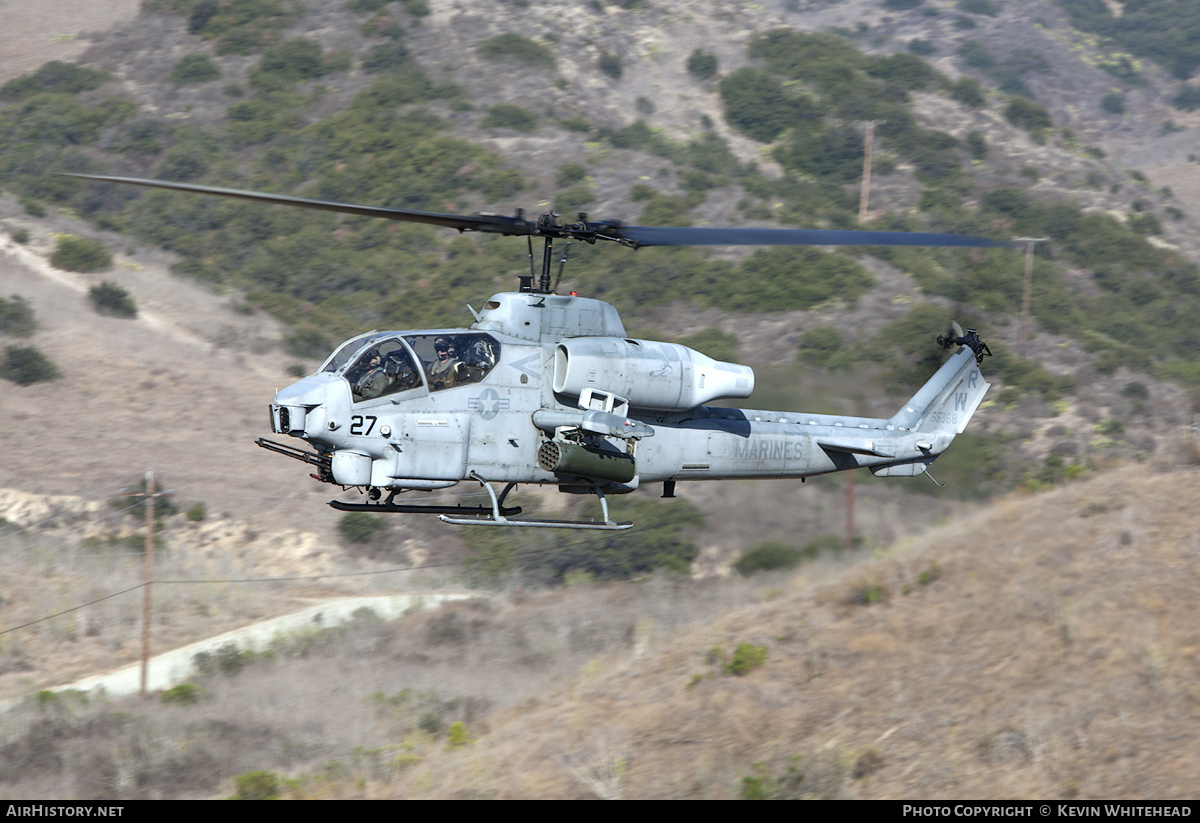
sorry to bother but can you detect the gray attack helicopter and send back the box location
[67,173,1003,530]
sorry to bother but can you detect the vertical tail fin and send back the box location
[889,346,990,435]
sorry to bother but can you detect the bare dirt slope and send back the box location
[0,209,340,532]
[0,1,141,85]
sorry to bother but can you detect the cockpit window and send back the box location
[321,331,380,374]
[346,338,423,403]
[404,333,500,392]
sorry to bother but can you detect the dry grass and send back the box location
[2,464,1196,798]
[361,464,1200,799]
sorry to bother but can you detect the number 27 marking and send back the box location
[351,415,377,436]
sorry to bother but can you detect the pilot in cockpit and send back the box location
[427,336,463,390]
[351,344,421,401]
[351,349,386,400]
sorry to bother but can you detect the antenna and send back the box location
[552,241,572,294]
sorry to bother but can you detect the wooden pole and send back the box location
[846,470,855,554]
[857,120,884,223]
[123,470,170,702]
[140,470,155,703]
[1015,237,1048,358]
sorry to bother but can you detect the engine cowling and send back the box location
[552,337,754,411]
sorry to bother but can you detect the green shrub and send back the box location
[866,52,940,91]
[908,38,936,56]
[156,145,210,180]
[686,48,718,80]
[949,77,986,108]
[733,541,807,576]
[958,0,999,15]
[555,183,595,214]
[481,103,538,132]
[677,327,739,363]
[0,61,110,101]
[168,54,221,85]
[725,642,768,676]
[446,720,470,749]
[418,712,443,736]
[0,295,37,337]
[556,163,588,187]
[286,326,334,360]
[399,0,430,18]
[362,41,412,74]
[1003,97,1054,133]
[2,346,60,385]
[742,771,777,800]
[1101,92,1125,115]
[194,642,250,676]
[796,325,849,369]
[719,67,810,143]
[598,52,623,80]
[89,282,137,319]
[161,683,200,705]
[1173,85,1200,111]
[463,496,701,587]
[339,512,386,543]
[186,503,207,522]
[51,236,112,273]
[10,228,30,244]
[180,0,295,56]
[249,38,332,91]
[966,131,987,160]
[918,562,943,586]
[231,770,281,800]
[846,582,889,606]
[477,33,556,69]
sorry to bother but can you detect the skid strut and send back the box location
[439,473,633,530]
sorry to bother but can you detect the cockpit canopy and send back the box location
[323,332,501,403]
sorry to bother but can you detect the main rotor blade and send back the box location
[58,173,536,236]
[62,173,1011,249]
[607,225,1013,249]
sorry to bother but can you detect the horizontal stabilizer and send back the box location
[818,441,895,458]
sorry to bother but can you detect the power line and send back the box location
[0,584,147,637]
[0,527,627,638]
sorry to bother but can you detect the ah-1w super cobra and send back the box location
[67,173,1002,530]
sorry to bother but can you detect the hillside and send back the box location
[3,0,1199,479]
[2,0,1200,799]
[2,462,1197,799]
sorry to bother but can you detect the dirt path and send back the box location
[0,209,347,534]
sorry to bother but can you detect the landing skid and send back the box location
[329,499,522,517]
[438,474,633,530]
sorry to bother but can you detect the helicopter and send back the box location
[65,172,1004,530]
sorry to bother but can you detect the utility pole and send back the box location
[846,120,884,555]
[857,120,885,223]
[846,466,856,554]
[1014,236,1048,358]
[124,470,171,702]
